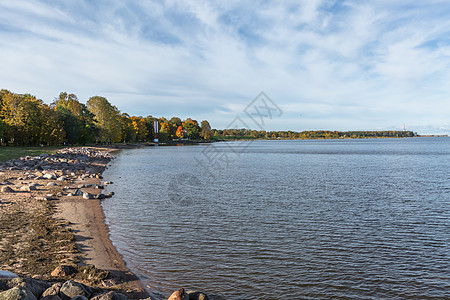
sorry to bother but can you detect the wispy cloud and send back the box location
[1,0,449,133]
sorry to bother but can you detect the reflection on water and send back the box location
[102,138,450,299]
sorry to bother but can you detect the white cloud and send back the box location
[0,0,450,133]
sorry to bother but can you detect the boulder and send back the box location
[6,277,50,298]
[96,193,106,200]
[0,286,36,300]
[35,196,52,201]
[20,185,37,191]
[91,291,128,300]
[60,280,92,300]
[186,291,209,300]
[70,296,88,300]
[41,295,62,300]
[51,265,76,277]
[82,192,94,199]
[47,182,58,187]
[168,289,189,300]
[0,270,19,278]
[42,282,62,297]
[40,153,49,158]
[57,177,66,181]
[43,174,56,180]
[1,186,14,193]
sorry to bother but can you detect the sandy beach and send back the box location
[0,147,149,299]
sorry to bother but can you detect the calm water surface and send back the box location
[102,138,450,299]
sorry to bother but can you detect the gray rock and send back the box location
[43,174,56,180]
[47,182,58,187]
[186,291,209,300]
[57,176,66,181]
[42,282,62,297]
[96,193,106,200]
[6,277,50,298]
[0,270,19,278]
[40,153,49,158]
[70,296,88,300]
[41,295,62,300]
[20,185,37,191]
[82,192,94,199]
[73,189,83,196]
[60,280,92,300]
[1,186,14,193]
[91,291,128,300]
[0,286,36,300]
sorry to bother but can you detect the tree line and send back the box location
[211,129,417,139]
[0,90,212,146]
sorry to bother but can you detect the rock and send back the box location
[104,192,114,198]
[100,278,119,288]
[6,277,51,298]
[60,280,92,300]
[35,196,52,201]
[51,265,76,277]
[40,153,49,158]
[0,286,37,300]
[20,185,37,191]
[1,186,14,193]
[47,182,58,187]
[91,291,128,300]
[186,291,209,300]
[41,295,62,300]
[42,282,62,297]
[96,193,106,200]
[82,192,94,199]
[57,176,66,181]
[0,270,19,278]
[77,184,85,189]
[43,174,56,180]
[69,296,88,300]
[168,289,189,300]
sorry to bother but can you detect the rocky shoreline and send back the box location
[0,147,211,300]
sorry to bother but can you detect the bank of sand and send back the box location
[0,147,149,299]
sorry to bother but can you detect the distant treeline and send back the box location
[211,129,417,140]
[0,89,212,146]
[0,89,417,147]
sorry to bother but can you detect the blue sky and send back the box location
[1,0,450,134]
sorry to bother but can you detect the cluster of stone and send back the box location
[0,273,127,300]
[0,148,113,173]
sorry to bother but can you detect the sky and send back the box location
[1,0,450,134]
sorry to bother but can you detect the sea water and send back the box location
[102,138,450,299]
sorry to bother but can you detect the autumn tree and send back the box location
[182,118,200,140]
[130,116,148,141]
[176,125,184,139]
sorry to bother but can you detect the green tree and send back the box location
[56,106,80,144]
[41,105,65,145]
[87,96,121,143]
[200,120,212,140]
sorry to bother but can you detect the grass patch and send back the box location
[0,146,62,162]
